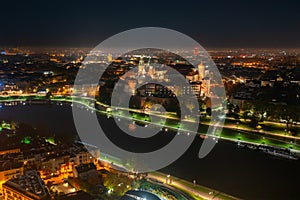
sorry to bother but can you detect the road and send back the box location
[147,172,240,200]
[98,156,237,200]
[1,94,298,199]
[1,94,300,152]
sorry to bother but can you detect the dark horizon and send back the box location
[2,45,300,51]
[1,0,300,48]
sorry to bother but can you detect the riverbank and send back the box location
[0,97,299,199]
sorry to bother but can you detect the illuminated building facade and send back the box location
[2,171,48,200]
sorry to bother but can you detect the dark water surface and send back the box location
[0,103,299,200]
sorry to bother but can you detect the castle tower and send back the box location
[138,57,145,75]
[198,62,205,80]
[107,53,112,62]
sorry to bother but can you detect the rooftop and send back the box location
[3,170,48,199]
[56,191,95,200]
[75,163,96,174]
[120,190,160,200]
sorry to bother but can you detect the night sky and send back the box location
[1,0,300,48]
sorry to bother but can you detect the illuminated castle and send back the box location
[137,56,167,81]
[186,62,211,97]
[198,62,205,80]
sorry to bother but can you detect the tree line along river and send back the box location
[0,101,299,199]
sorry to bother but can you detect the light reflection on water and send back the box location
[0,103,299,199]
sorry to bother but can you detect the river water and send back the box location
[0,102,299,200]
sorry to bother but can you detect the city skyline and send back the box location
[0,43,299,199]
[0,1,299,199]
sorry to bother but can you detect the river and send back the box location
[0,102,299,200]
